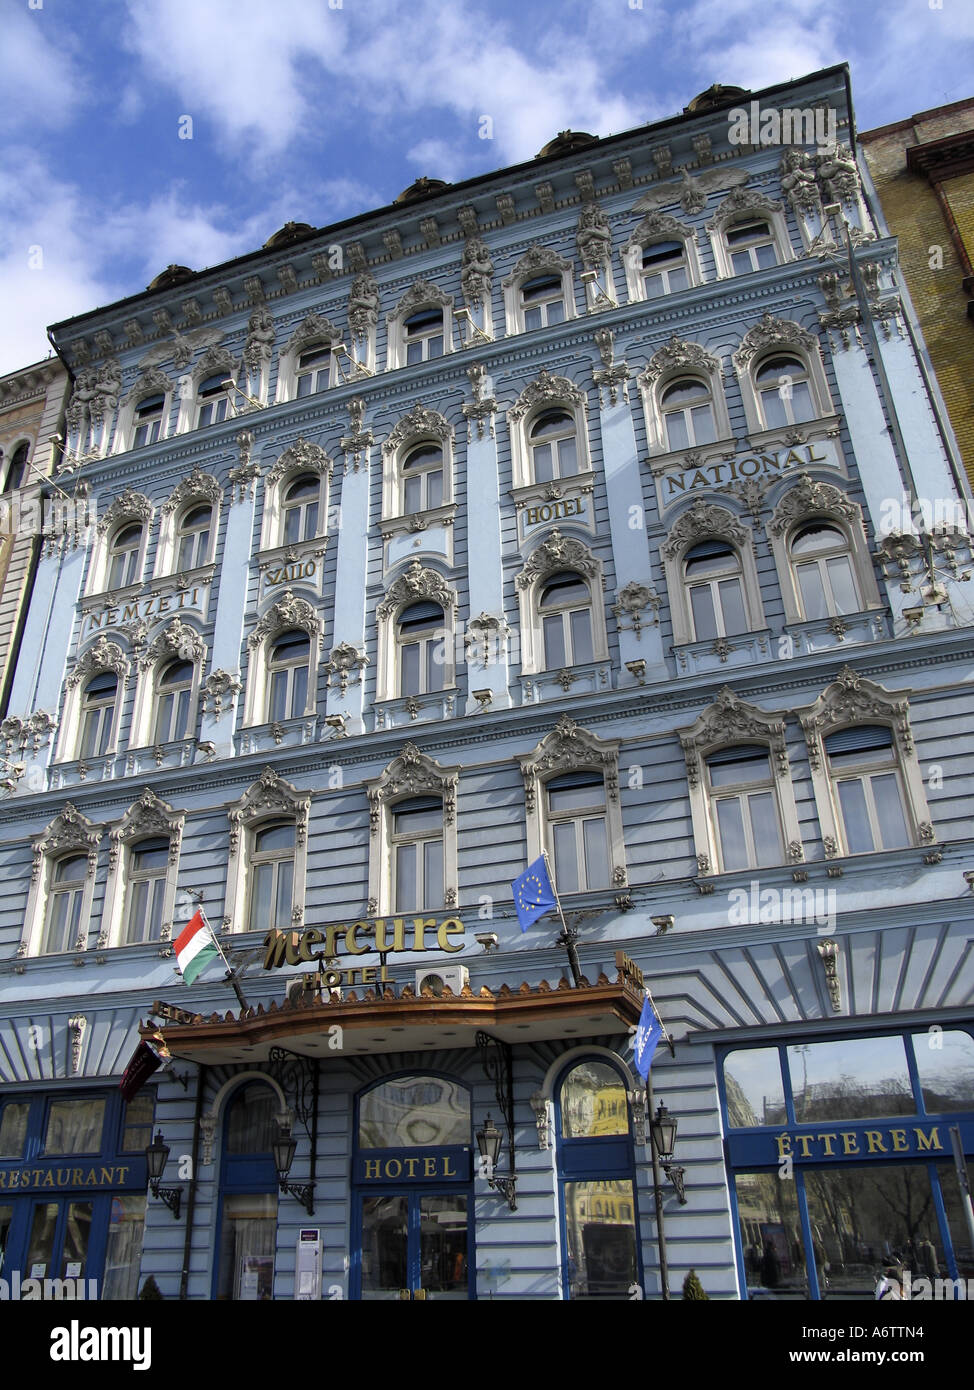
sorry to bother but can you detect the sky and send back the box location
[1,0,973,377]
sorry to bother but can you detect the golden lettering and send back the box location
[890,1128,908,1152]
[816,1133,837,1157]
[841,1132,859,1156]
[865,1131,887,1154]
[412,918,436,952]
[384,1159,402,1179]
[379,965,390,982]
[404,1158,419,1178]
[323,924,346,959]
[914,1127,942,1151]
[424,1157,437,1177]
[298,928,323,963]
[795,1134,814,1159]
[437,918,464,953]
[775,1133,792,1159]
[805,445,827,463]
[782,450,805,468]
[121,603,139,623]
[688,469,710,489]
[101,1167,114,1185]
[72,1168,83,1186]
[737,457,761,477]
[525,508,539,526]
[116,1166,129,1184]
[665,474,687,496]
[361,966,376,985]
[43,1171,55,1187]
[0,1171,6,1188]
[345,922,370,956]
[443,1156,456,1177]
[364,1159,380,1179]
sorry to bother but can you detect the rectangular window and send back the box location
[0,1103,29,1159]
[121,1093,155,1153]
[44,1098,106,1155]
[217,1194,277,1300]
[101,1195,147,1300]
[564,1180,638,1298]
[733,1171,805,1298]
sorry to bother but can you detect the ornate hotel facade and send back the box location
[0,64,972,1301]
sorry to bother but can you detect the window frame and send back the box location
[733,321,834,439]
[99,789,184,949]
[516,532,608,677]
[661,501,765,649]
[266,627,313,723]
[389,794,445,914]
[258,440,333,553]
[705,744,786,874]
[366,745,459,917]
[707,189,792,281]
[380,405,455,524]
[636,338,732,460]
[224,771,310,937]
[767,478,880,628]
[502,246,575,337]
[243,593,323,729]
[247,819,298,935]
[375,562,457,705]
[386,280,455,372]
[20,805,102,958]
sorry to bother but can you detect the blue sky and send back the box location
[1,0,972,375]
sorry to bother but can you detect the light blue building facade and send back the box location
[1,65,972,1301]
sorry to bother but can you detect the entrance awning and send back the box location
[144,973,644,1063]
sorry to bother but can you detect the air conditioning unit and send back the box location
[415,965,469,997]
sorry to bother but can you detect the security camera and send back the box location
[475,932,498,953]
[652,915,675,935]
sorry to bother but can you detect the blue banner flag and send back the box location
[633,995,664,1079]
[512,855,558,932]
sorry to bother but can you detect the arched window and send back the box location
[546,771,609,893]
[132,394,165,448]
[124,837,169,944]
[404,308,444,365]
[641,241,689,298]
[196,374,229,428]
[248,821,295,932]
[176,504,212,571]
[755,355,815,428]
[521,273,565,330]
[661,378,717,452]
[267,630,310,722]
[391,796,443,912]
[705,745,784,871]
[529,411,578,483]
[154,659,194,744]
[79,672,117,759]
[397,601,446,697]
[824,726,911,855]
[281,474,320,545]
[540,571,594,668]
[106,524,143,590]
[726,219,777,274]
[3,442,29,493]
[294,343,331,397]
[790,521,861,620]
[684,540,749,640]
[217,1082,279,1301]
[401,443,444,514]
[43,855,88,954]
[556,1058,640,1300]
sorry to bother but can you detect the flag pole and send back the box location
[544,850,582,988]
[190,899,249,1012]
[643,983,675,1060]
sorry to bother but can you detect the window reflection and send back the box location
[723,1049,786,1128]
[359,1076,470,1148]
[735,1171,806,1298]
[561,1062,629,1138]
[226,1084,279,1153]
[0,1103,29,1158]
[44,1099,105,1155]
[564,1181,638,1298]
[788,1037,913,1123]
[912,1031,974,1114]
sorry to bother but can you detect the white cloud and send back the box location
[0,2,89,133]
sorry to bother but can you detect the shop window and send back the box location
[722,1048,786,1128]
[787,1036,915,1123]
[176,504,212,571]
[248,821,295,934]
[43,854,89,954]
[734,1171,806,1298]
[912,1030,974,1114]
[216,1083,280,1301]
[121,1094,155,1153]
[824,725,911,855]
[557,1059,640,1299]
[684,540,750,641]
[706,745,784,872]
[546,771,609,894]
[132,393,165,448]
[391,796,443,913]
[102,1195,147,1300]
[44,1098,106,1155]
[106,523,143,591]
[0,1102,29,1158]
[358,1075,470,1148]
[123,837,170,944]
[790,521,861,621]
[153,659,195,744]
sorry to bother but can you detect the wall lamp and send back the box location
[650,1101,687,1206]
[144,1130,182,1219]
[272,1126,316,1215]
[475,1113,517,1210]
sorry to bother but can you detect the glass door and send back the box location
[26,1199,93,1281]
[359,1191,471,1300]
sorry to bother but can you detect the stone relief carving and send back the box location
[66,636,130,689]
[249,589,322,646]
[228,768,310,855]
[509,368,586,423]
[324,641,369,694]
[461,237,494,307]
[367,743,458,833]
[378,562,456,618]
[516,529,600,590]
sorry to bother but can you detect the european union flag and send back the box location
[633,995,663,1079]
[512,855,558,932]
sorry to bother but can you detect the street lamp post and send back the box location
[646,1078,688,1300]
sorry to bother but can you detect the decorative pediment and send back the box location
[768,475,859,539]
[390,278,452,322]
[516,529,600,590]
[733,313,817,370]
[228,768,311,854]
[266,438,333,489]
[109,789,183,867]
[66,637,129,689]
[366,744,459,834]
[96,488,153,535]
[797,668,911,746]
[707,185,783,233]
[194,344,236,381]
[677,689,788,787]
[639,335,721,388]
[383,404,452,455]
[284,312,341,354]
[162,467,222,516]
[123,366,171,406]
[139,618,206,670]
[503,244,571,289]
[518,717,620,812]
[624,210,693,253]
[32,803,101,877]
[249,589,322,646]
[377,562,456,618]
[509,368,586,423]
[661,499,751,560]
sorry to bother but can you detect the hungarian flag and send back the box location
[173,910,220,986]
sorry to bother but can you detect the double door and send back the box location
[358,1190,471,1300]
[25,1198,94,1282]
